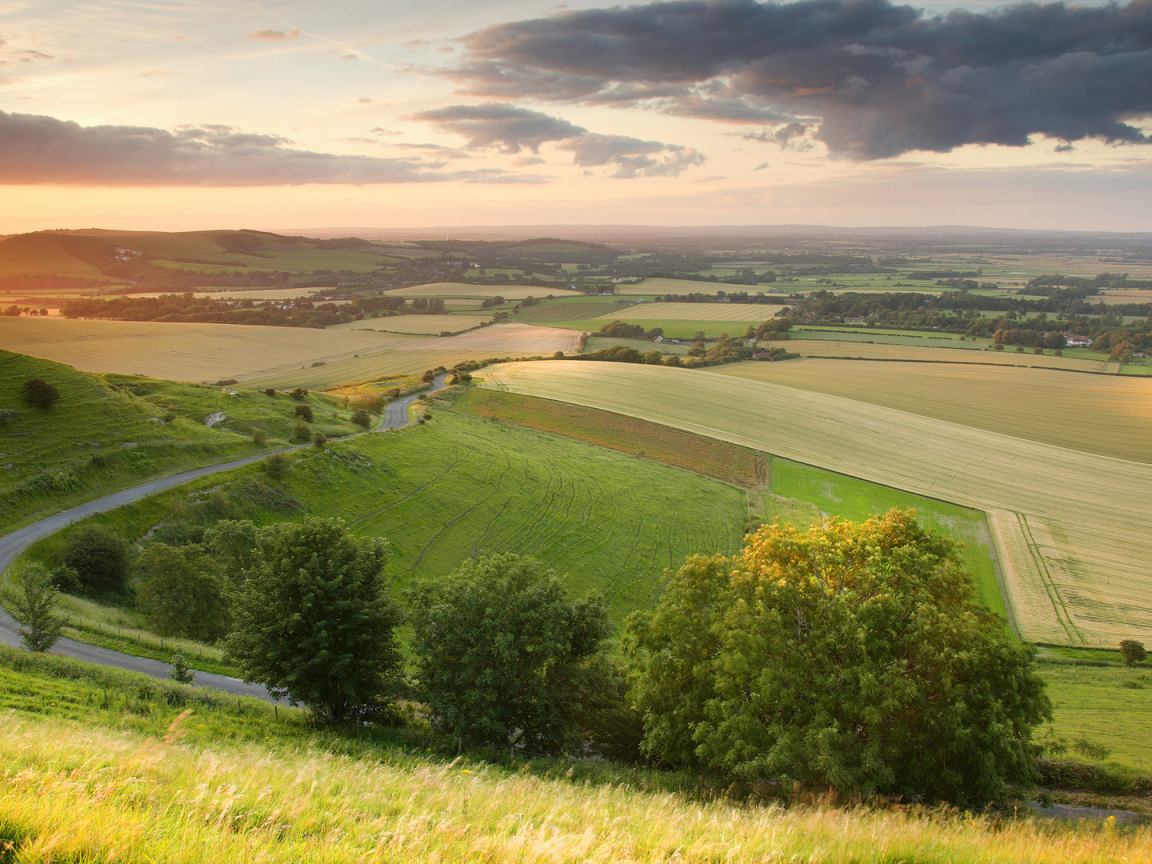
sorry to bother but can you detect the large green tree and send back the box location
[626,510,1050,806]
[407,553,611,755]
[136,542,230,643]
[62,524,130,596]
[224,518,402,723]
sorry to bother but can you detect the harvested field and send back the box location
[0,317,417,382]
[597,301,783,322]
[1097,290,1152,305]
[243,325,582,390]
[385,282,582,300]
[709,359,1152,463]
[482,360,1152,647]
[454,389,770,488]
[400,322,584,355]
[328,315,490,335]
[784,339,1120,373]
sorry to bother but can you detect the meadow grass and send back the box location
[597,301,785,322]
[583,335,691,355]
[708,358,1152,464]
[480,360,1152,647]
[2,644,1150,864]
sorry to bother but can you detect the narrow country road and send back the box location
[0,374,449,701]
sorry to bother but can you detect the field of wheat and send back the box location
[482,361,1152,647]
[0,317,419,382]
[709,359,1152,464]
[598,301,783,322]
[328,315,492,335]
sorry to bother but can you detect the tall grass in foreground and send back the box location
[1,714,1147,864]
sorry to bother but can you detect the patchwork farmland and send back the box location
[482,360,1152,647]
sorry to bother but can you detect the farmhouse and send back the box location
[1064,334,1093,348]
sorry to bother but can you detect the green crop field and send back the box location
[482,360,1152,647]
[0,350,363,534]
[598,301,784,322]
[582,336,690,355]
[611,277,782,296]
[768,458,1006,621]
[708,359,1152,464]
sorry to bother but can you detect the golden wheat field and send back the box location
[483,361,1152,647]
[327,315,492,334]
[3,715,1145,864]
[708,359,1152,464]
[0,317,420,382]
[385,282,583,300]
[785,339,1121,372]
[598,301,784,322]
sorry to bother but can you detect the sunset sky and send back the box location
[1,0,1150,233]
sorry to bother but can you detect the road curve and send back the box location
[0,374,450,700]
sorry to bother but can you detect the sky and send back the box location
[1,0,1150,233]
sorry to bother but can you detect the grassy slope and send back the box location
[0,350,368,534]
[24,400,748,627]
[707,359,1152,464]
[479,360,1152,647]
[3,649,1150,864]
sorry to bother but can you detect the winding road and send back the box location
[0,375,449,701]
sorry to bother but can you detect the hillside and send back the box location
[0,350,361,533]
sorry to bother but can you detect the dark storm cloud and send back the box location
[447,0,1152,159]
[412,103,705,176]
[0,110,459,185]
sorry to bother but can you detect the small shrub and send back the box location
[168,652,196,684]
[62,524,130,596]
[263,388,276,397]
[290,388,308,402]
[264,452,289,479]
[294,404,314,423]
[0,409,17,426]
[351,409,371,429]
[1072,735,1111,762]
[1054,349,1063,356]
[1120,639,1147,666]
[252,429,267,446]
[313,433,328,448]
[422,412,433,421]
[213,378,238,387]
[22,378,60,409]
[353,394,385,414]
[1033,347,1044,354]
[292,420,312,442]
[992,343,1004,351]
[1015,346,1025,353]
[50,565,82,594]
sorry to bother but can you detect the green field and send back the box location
[768,458,1007,621]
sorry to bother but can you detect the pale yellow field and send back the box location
[327,315,491,335]
[483,361,1152,647]
[708,359,1152,464]
[115,287,331,301]
[785,339,1120,373]
[242,324,583,390]
[385,282,583,300]
[596,301,783,322]
[0,317,419,382]
[612,277,781,296]
[1096,289,1152,305]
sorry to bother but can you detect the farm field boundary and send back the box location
[482,361,1152,647]
[595,301,784,322]
[385,282,582,300]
